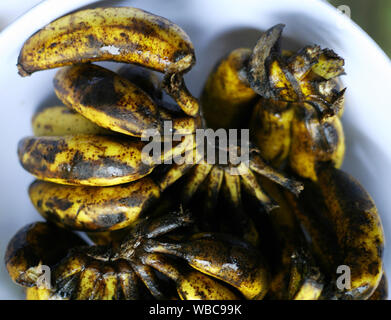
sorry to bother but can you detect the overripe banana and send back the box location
[18,135,155,186]
[5,222,86,287]
[18,7,195,76]
[32,105,111,136]
[144,233,270,299]
[201,48,258,129]
[142,253,241,300]
[285,165,384,300]
[28,178,160,231]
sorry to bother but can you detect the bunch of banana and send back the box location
[201,24,346,181]
[6,211,270,300]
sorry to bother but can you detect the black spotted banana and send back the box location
[18,135,156,186]
[5,222,86,287]
[201,48,258,129]
[144,233,270,299]
[17,7,195,77]
[286,165,384,300]
[32,105,112,136]
[29,178,160,231]
[142,253,241,300]
[54,64,200,138]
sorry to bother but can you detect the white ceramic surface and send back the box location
[0,0,390,300]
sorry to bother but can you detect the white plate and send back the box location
[0,0,390,299]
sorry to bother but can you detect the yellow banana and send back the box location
[142,253,240,300]
[145,233,270,299]
[29,178,160,231]
[17,7,195,77]
[26,287,52,300]
[286,165,384,300]
[18,135,155,186]
[5,222,86,287]
[289,102,345,181]
[201,48,258,129]
[316,165,384,299]
[250,99,294,167]
[32,105,111,136]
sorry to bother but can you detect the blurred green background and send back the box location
[330,0,391,57]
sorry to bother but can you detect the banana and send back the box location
[286,165,385,300]
[201,48,258,129]
[316,165,384,299]
[145,233,270,299]
[32,105,111,136]
[18,135,156,186]
[17,7,195,77]
[26,286,52,300]
[54,64,163,137]
[250,99,294,167]
[246,24,346,180]
[29,178,160,231]
[5,222,86,287]
[142,253,240,300]
[289,102,345,181]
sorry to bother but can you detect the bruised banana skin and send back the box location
[145,233,270,299]
[29,178,160,231]
[18,135,156,186]
[54,64,162,137]
[142,253,240,300]
[17,7,195,77]
[316,165,384,299]
[201,48,258,129]
[5,222,86,287]
[289,103,345,181]
[32,105,111,136]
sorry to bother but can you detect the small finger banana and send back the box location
[250,99,294,167]
[286,165,385,300]
[18,135,155,186]
[17,7,195,77]
[201,48,258,129]
[54,64,162,137]
[5,222,86,287]
[142,253,240,300]
[32,105,111,136]
[29,178,160,231]
[145,233,270,299]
